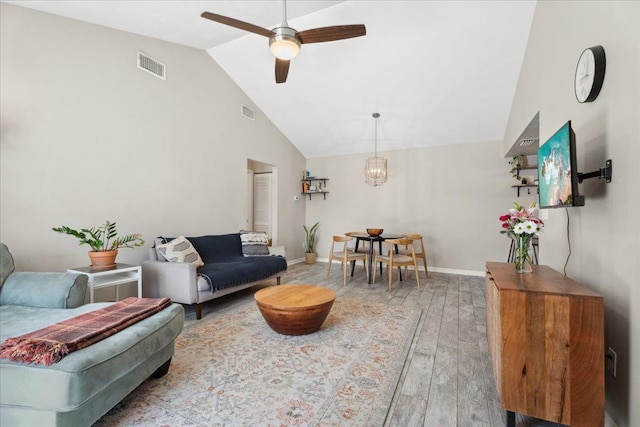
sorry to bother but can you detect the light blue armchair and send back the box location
[0,243,88,308]
[0,243,185,426]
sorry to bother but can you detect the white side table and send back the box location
[67,263,142,303]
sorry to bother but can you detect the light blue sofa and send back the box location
[0,243,185,426]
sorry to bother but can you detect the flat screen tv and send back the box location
[537,121,584,208]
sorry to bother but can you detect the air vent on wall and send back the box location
[137,51,165,80]
[241,105,256,121]
[519,138,538,147]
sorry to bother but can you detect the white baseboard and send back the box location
[427,266,485,277]
[605,411,619,427]
[304,259,485,277]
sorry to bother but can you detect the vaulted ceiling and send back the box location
[5,1,536,158]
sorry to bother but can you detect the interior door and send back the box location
[246,169,254,231]
[253,173,272,238]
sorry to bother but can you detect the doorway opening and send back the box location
[247,159,278,245]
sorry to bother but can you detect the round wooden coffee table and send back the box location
[254,284,336,335]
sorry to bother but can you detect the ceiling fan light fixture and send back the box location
[270,28,300,60]
[201,0,366,83]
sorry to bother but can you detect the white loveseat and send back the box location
[143,233,286,319]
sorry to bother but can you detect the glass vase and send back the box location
[514,234,533,274]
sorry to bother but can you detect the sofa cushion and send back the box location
[240,231,270,256]
[196,275,210,292]
[198,255,287,291]
[188,234,243,263]
[156,236,204,268]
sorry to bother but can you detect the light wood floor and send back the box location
[183,261,562,427]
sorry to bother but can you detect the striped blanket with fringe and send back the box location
[0,297,171,366]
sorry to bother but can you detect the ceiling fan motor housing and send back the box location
[269,27,301,60]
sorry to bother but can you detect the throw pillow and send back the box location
[156,236,204,267]
[239,231,270,256]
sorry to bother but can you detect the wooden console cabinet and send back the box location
[485,262,604,427]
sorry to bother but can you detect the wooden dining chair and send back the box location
[344,231,376,255]
[404,233,429,278]
[373,238,420,291]
[327,236,369,286]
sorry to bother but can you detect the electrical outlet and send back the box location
[606,347,617,377]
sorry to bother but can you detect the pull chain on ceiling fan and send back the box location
[201,0,366,83]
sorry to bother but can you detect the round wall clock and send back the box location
[574,45,606,103]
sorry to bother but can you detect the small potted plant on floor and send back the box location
[53,221,144,269]
[303,222,320,264]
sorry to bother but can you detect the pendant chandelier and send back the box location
[365,112,387,186]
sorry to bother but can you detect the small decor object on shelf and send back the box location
[303,221,320,264]
[499,202,544,274]
[508,155,527,180]
[52,221,144,270]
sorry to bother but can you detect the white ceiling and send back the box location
[5,1,536,158]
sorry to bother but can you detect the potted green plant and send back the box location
[303,221,320,264]
[508,155,528,181]
[52,221,144,269]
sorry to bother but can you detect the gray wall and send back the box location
[0,4,307,275]
[306,139,522,274]
[504,2,640,425]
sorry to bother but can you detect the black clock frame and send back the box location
[575,45,606,103]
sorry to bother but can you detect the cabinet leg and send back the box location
[506,410,515,427]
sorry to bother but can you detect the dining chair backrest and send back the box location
[373,238,420,291]
[328,235,354,260]
[385,238,416,257]
[327,235,368,286]
[332,235,352,244]
[404,234,424,254]
[403,233,428,277]
[345,231,375,254]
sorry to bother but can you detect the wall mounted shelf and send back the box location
[301,178,329,200]
[511,165,538,196]
[506,112,540,197]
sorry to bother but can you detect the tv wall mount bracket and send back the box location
[578,159,612,184]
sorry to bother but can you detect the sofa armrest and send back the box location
[0,272,87,308]
[268,246,287,258]
[142,260,198,304]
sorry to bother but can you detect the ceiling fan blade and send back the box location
[201,11,274,38]
[275,58,290,84]
[297,25,366,44]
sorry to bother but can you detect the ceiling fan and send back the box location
[201,0,366,84]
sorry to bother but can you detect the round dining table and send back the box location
[348,232,405,284]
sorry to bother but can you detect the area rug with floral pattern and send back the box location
[95,297,421,426]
